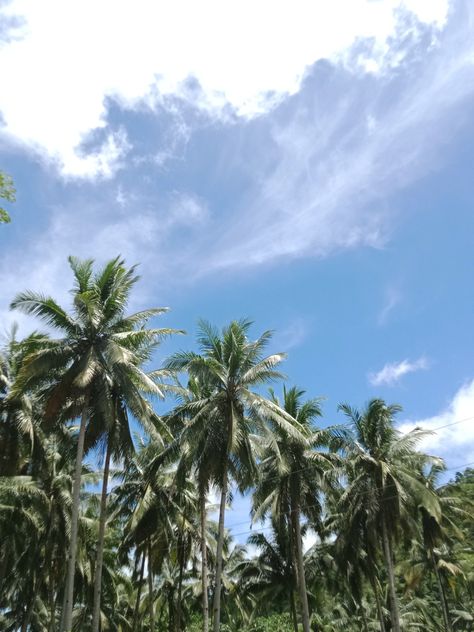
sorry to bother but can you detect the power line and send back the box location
[222,458,474,535]
[220,414,474,531]
[124,458,474,558]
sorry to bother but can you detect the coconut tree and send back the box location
[252,386,339,632]
[165,320,303,632]
[89,358,177,632]
[10,255,175,632]
[338,399,442,632]
[164,374,221,632]
[0,326,43,476]
[414,463,470,632]
[237,522,297,629]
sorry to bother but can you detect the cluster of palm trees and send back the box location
[0,256,472,632]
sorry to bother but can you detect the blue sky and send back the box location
[1,0,473,540]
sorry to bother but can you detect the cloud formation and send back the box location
[200,1,474,272]
[398,379,474,469]
[0,0,448,176]
[369,357,429,386]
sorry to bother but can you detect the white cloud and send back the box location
[398,379,474,468]
[196,2,474,272]
[369,357,429,386]
[0,0,448,176]
[0,190,208,332]
[168,192,209,226]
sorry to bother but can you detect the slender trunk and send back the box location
[176,553,185,632]
[212,470,228,632]
[168,593,175,632]
[430,548,452,632]
[91,438,112,632]
[176,509,187,632]
[133,551,146,631]
[49,585,56,632]
[290,589,298,632]
[48,547,56,632]
[201,492,209,632]
[0,549,7,595]
[21,573,37,632]
[369,573,386,632]
[293,500,311,632]
[381,516,400,632]
[148,540,155,632]
[288,512,299,632]
[21,603,35,632]
[60,404,89,632]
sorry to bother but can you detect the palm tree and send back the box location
[166,319,302,632]
[166,374,219,632]
[237,523,297,629]
[252,386,337,632]
[89,356,177,632]
[0,326,41,476]
[11,255,176,632]
[338,399,442,632]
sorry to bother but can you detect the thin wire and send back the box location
[124,416,474,548]
[219,414,474,531]
[126,458,474,558]
[220,458,474,537]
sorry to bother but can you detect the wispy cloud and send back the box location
[198,2,474,273]
[0,0,448,177]
[369,357,429,386]
[0,190,208,332]
[274,317,310,351]
[398,379,474,468]
[378,286,402,325]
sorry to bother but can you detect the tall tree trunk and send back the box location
[381,516,400,632]
[212,471,228,632]
[48,582,56,632]
[430,548,452,632]
[60,404,88,632]
[47,543,56,632]
[148,540,155,632]
[133,551,146,632]
[369,573,386,632]
[168,593,175,632]
[21,573,37,632]
[0,548,7,594]
[292,499,311,632]
[91,438,112,632]
[288,511,299,632]
[176,509,187,632]
[290,589,299,632]
[200,492,209,632]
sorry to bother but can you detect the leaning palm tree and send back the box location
[10,256,176,632]
[165,319,303,632]
[338,399,442,632]
[252,386,338,632]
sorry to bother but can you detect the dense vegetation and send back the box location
[0,257,472,632]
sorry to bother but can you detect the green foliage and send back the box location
[0,170,15,223]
